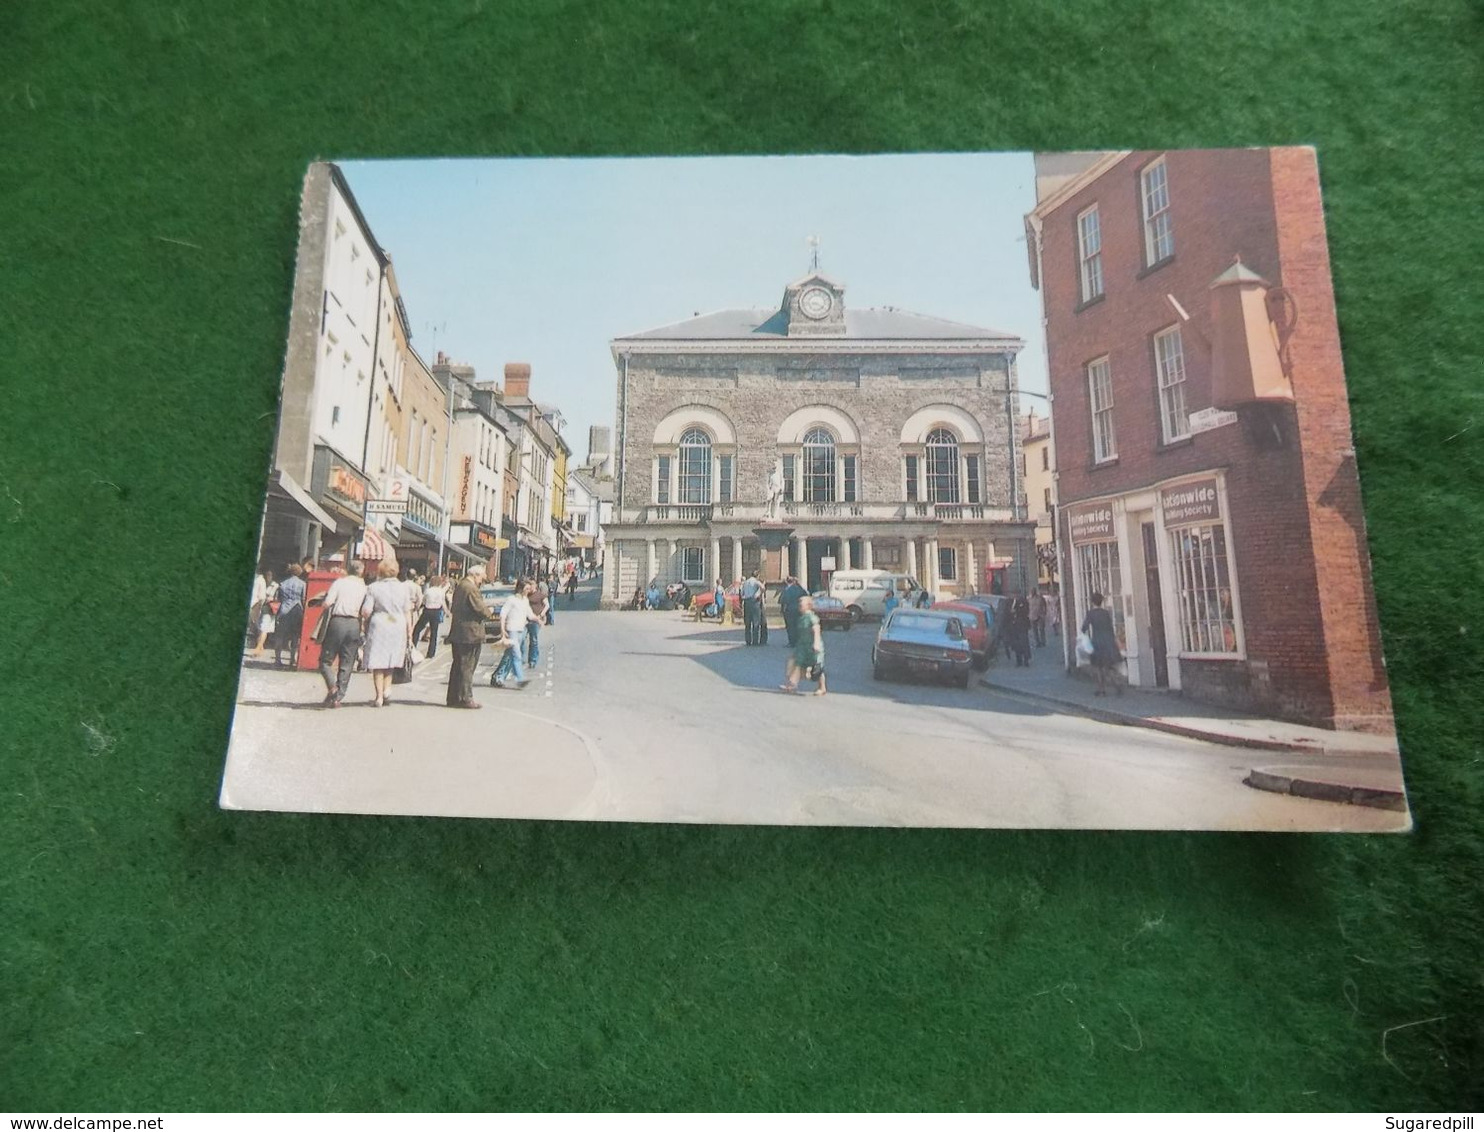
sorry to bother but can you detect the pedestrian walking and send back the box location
[445,564,491,709]
[646,579,663,611]
[780,595,827,696]
[710,578,726,622]
[883,588,900,621]
[274,563,306,668]
[1079,591,1123,697]
[1047,590,1061,637]
[565,569,578,603]
[779,575,807,647]
[1029,588,1048,648]
[249,568,275,656]
[740,570,765,645]
[360,559,413,708]
[1007,594,1033,667]
[525,580,549,666]
[317,561,368,707]
[492,580,533,689]
[402,568,423,631]
[413,575,448,657]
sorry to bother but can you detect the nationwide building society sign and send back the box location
[1068,503,1115,544]
[1160,477,1222,527]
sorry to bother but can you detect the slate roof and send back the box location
[616,307,1019,342]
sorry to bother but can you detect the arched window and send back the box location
[802,427,837,502]
[925,428,960,503]
[678,427,712,504]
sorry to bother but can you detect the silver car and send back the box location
[872,609,974,688]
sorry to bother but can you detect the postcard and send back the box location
[221,149,1409,830]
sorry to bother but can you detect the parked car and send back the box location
[827,570,924,621]
[930,600,992,669]
[808,592,854,630]
[872,609,974,688]
[951,593,1010,659]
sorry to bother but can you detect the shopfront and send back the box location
[310,444,371,565]
[447,521,503,577]
[1063,470,1245,693]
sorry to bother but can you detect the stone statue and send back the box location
[765,464,784,520]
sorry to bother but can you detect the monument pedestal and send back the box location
[752,521,795,587]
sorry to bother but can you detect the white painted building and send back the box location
[565,469,604,566]
[312,177,383,473]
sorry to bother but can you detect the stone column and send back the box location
[925,536,940,594]
[965,538,978,595]
[710,535,721,586]
[905,538,918,582]
[790,536,802,579]
[840,537,852,571]
[646,539,657,586]
[862,537,873,571]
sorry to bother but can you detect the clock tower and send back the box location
[780,272,847,337]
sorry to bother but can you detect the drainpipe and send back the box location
[618,351,630,511]
[616,350,630,604]
[1028,210,1072,674]
[438,367,454,574]
[358,258,388,561]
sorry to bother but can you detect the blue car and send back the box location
[872,609,974,688]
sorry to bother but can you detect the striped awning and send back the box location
[359,527,392,560]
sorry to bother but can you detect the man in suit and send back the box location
[446,563,492,709]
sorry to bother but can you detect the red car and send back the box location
[930,600,992,670]
[693,584,743,619]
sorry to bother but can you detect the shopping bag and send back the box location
[1075,630,1094,660]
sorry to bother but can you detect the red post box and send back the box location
[297,570,346,671]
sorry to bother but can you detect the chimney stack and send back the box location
[588,425,611,461]
[504,362,532,399]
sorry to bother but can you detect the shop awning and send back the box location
[359,526,391,560]
[568,534,595,549]
[444,543,485,566]
[267,469,339,533]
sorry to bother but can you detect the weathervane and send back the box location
[806,235,820,273]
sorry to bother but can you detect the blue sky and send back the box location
[339,153,1048,459]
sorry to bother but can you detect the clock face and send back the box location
[799,286,833,319]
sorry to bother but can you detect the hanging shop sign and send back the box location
[1067,502,1115,544]
[459,456,473,514]
[1160,477,1222,527]
[365,498,409,517]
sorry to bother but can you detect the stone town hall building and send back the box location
[601,272,1037,607]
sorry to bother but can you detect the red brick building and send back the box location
[1026,148,1392,731]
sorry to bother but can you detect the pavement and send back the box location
[221,579,1410,830]
[976,632,1408,812]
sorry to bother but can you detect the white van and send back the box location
[826,570,922,620]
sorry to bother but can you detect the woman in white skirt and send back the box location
[359,558,413,707]
[251,570,277,657]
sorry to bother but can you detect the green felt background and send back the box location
[3,0,1482,1113]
